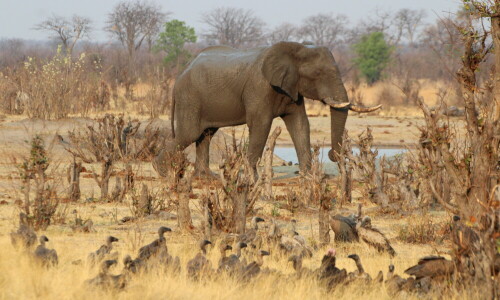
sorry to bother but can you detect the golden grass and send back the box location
[0,199,464,300]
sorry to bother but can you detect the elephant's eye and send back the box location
[313,70,322,77]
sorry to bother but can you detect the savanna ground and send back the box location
[0,80,473,299]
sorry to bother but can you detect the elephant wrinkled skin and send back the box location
[153,42,380,176]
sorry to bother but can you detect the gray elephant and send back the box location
[153,41,380,176]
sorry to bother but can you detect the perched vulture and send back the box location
[239,217,265,247]
[317,249,348,289]
[404,256,455,279]
[356,217,396,257]
[187,240,212,280]
[138,226,171,260]
[33,235,58,267]
[451,215,480,256]
[330,214,358,242]
[10,212,37,250]
[88,236,119,266]
[347,254,371,282]
[218,241,247,276]
[85,259,126,290]
[240,250,270,281]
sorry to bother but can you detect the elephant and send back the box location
[153,41,381,176]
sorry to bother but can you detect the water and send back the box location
[274,146,406,165]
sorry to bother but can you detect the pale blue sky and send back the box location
[0,0,462,40]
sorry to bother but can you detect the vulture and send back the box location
[356,217,396,257]
[85,259,126,290]
[404,256,455,280]
[88,236,119,266]
[239,217,265,250]
[279,222,313,258]
[33,235,58,267]
[330,214,358,242]
[240,250,270,281]
[288,255,314,278]
[347,254,371,282]
[317,249,348,289]
[123,255,143,275]
[267,218,282,245]
[187,240,212,280]
[451,215,480,257]
[385,264,410,297]
[138,226,171,260]
[218,242,247,276]
[10,212,37,250]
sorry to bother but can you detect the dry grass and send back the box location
[0,201,455,300]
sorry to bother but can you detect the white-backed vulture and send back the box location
[33,235,58,267]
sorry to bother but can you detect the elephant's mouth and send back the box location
[323,97,382,112]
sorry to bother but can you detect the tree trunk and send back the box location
[176,175,193,231]
[68,160,82,201]
[100,160,113,200]
[138,184,151,216]
[23,178,30,215]
[492,12,500,122]
[319,195,330,246]
[233,186,248,235]
[177,192,192,230]
[262,127,281,201]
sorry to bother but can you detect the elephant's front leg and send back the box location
[247,118,273,170]
[281,109,312,171]
[194,128,218,177]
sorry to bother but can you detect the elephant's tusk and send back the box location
[349,104,382,113]
[323,97,350,108]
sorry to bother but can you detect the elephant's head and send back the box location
[262,42,381,162]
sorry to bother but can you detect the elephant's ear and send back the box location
[262,42,301,102]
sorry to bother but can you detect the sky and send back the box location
[0,0,462,41]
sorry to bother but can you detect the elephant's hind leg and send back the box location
[194,128,218,177]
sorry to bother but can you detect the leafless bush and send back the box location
[3,47,105,119]
[348,127,390,207]
[414,4,499,294]
[203,132,263,234]
[162,150,194,231]
[301,145,334,246]
[333,131,353,206]
[64,114,159,200]
[128,184,166,218]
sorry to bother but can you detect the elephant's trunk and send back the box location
[328,107,348,162]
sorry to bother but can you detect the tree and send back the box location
[202,7,265,48]
[105,0,167,97]
[155,19,197,68]
[353,32,392,84]
[392,9,427,47]
[298,13,348,50]
[267,23,298,44]
[35,15,92,54]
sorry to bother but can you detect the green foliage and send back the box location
[155,19,197,66]
[19,135,49,179]
[353,32,393,84]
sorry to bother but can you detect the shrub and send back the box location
[353,32,393,84]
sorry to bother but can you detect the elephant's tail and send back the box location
[170,94,175,138]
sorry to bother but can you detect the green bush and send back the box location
[353,32,393,84]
